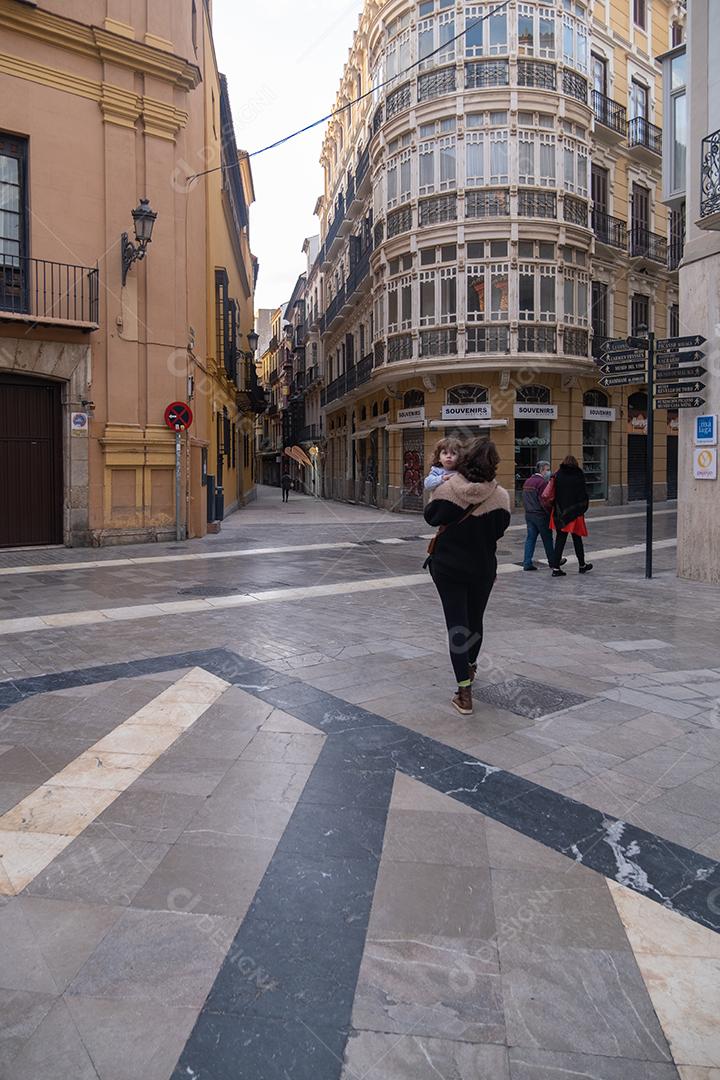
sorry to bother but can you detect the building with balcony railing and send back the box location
[659,0,720,584]
[309,0,677,511]
[0,2,258,546]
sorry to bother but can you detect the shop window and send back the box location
[515,386,552,504]
[583,390,609,499]
[403,389,425,409]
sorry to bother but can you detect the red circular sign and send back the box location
[164,401,193,432]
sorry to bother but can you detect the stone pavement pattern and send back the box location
[0,487,718,1079]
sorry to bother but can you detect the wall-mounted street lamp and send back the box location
[247,330,259,354]
[121,198,158,286]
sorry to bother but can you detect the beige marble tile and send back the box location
[390,773,475,815]
[0,617,45,635]
[90,723,180,757]
[639,955,720,1068]
[0,831,74,895]
[608,881,720,959]
[40,611,109,628]
[678,1067,720,1079]
[129,701,207,730]
[0,786,117,836]
[50,751,158,791]
[261,709,324,736]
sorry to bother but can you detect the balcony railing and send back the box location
[564,194,589,228]
[563,327,589,357]
[465,60,509,88]
[347,245,372,297]
[386,333,413,364]
[592,209,627,249]
[465,189,510,218]
[374,220,385,247]
[387,82,412,118]
[356,144,370,186]
[629,226,667,264]
[518,190,557,219]
[325,195,345,249]
[591,90,627,135]
[356,352,374,386]
[517,60,556,90]
[324,282,347,327]
[700,129,720,218]
[518,325,557,353]
[419,194,457,227]
[417,65,456,102]
[298,424,322,443]
[563,70,588,104]
[387,205,413,237]
[668,236,685,271]
[420,328,457,357]
[0,256,99,327]
[372,104,384,134]
[628,116,662,155]
[466,325,510,354]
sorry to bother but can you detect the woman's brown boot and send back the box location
[452,685,473,715]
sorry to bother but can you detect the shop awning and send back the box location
[351,426,378,440]
[385,421,428,432]
[428,419,509,430]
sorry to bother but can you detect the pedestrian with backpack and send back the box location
[424,439,511,715]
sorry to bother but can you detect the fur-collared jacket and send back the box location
[424,473,511,581]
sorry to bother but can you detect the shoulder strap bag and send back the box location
[424,504,479,567]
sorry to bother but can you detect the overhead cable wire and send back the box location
[186,0,511,184]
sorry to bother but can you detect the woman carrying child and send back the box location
[424,439,511,716]
[424,437,462,491]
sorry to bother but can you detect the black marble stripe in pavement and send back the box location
[2,648,720,1078]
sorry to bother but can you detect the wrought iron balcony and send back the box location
[518,325,557,353]
[465,60,509,89]
[324,282,347,328]
[465,189,510,218]
[517,60,556,90]
[417,66,456,103]
[564,194,589,228]
[419,194,457,227]
[563,327,589,358]
[356,352,374,386]
[700,129,720,219]
[356,144,370,187]
[0,256,99,329]
[298,424,322,443]
[563,70,588,104]
[592,209,627,249]
[325,196,345,250]
[628,116,662,156]
[591,90,627,136]
[372,104,384,135]
[387,82,412,118]
[466,325,509,354]
[388,204,413,237]
[346,245,371,298]
[420,328,457,357]
[518,190,557,219]
[667,235,685,271]
[386,333,413,364]
[629,226,667,264]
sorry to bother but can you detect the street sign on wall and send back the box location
[695,415,718,446]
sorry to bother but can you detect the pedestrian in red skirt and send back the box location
[547,455,593,577]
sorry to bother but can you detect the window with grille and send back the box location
[447,384,488,404]
[631,293,650,334]
[465,189,509,217]
[518,325,557,353]
[420,328,458,356]
[387,275,413,333]
[417,65,456,102]
[467,325,509,353]
[386,82,412,118]
[387,149,412,208]
[517,385,550,404]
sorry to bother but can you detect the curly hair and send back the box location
[430,436,464,467]
[457,438,500,483]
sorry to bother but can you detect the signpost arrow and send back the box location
[599,351,647,364]
[599,360,648,374]
[601,338,637,355]
[654,397,706,410]
[656,350,706,364]
[656,334,706,351]
[626,335,651,350]
[654,381,706,395]
[599,373,648,387]
[655,365,707,380]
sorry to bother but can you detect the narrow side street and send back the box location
[1,491,718,1080]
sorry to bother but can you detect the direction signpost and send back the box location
[595,333,707,579]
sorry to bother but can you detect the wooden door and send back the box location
[0,374,63,546]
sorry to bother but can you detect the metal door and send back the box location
[591,166,608,214]
[0,374,63,547]
[402,428,424,511]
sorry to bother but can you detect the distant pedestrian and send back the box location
[424,439,511,716]
[281,473,292,503]
[424,437,463,491]
[549,455,593,577]
[521,460,555,571]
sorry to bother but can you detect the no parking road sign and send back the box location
[164,401,193,432]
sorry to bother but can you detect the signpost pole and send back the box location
[175,431,182,542]
[645,331,655,580]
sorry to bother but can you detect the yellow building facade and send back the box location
[308,0,681,511]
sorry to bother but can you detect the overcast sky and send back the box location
[213,0,364,312]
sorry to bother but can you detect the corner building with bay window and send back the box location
[309,0,680,510]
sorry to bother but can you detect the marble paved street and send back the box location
[0,487,719,1080]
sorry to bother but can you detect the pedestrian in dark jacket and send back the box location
[522,460,555,570]
[550,456,593,576]
[281,473,292,503]
[424,439,511,716]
